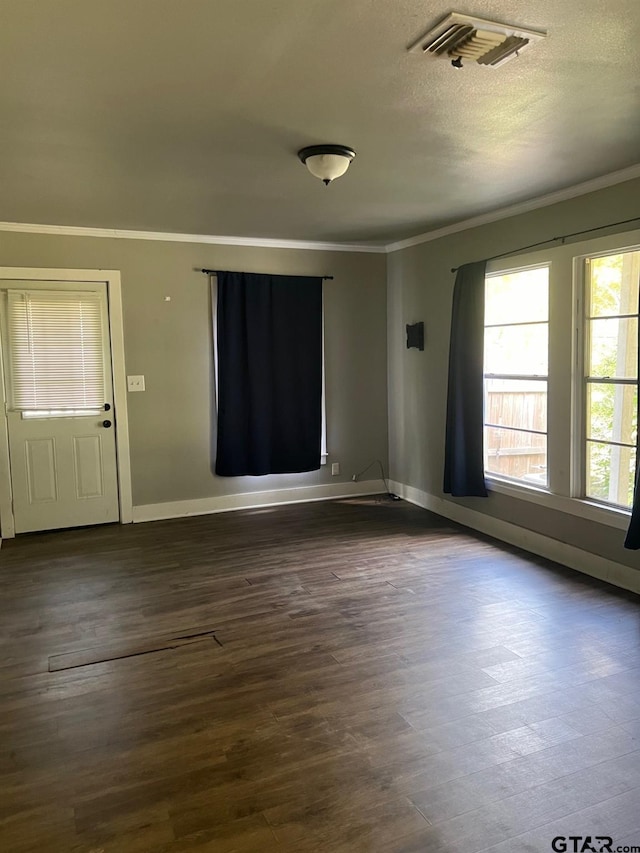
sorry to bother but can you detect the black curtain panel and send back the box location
[214,271,323,476]
[624,280,640,548]
[443,260,488,497]
[624,472,640,549]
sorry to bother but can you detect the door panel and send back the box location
[73,434,104,499]
[2,281,119,533]
[25,438,58,503]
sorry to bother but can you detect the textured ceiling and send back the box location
[1,0,639,244]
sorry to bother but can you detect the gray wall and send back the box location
[387,177,640,571]
[4,174,639,573]
[0,232,388,506]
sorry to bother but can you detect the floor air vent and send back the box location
[409,12,547,68]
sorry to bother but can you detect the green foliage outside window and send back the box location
[587,254,638,507]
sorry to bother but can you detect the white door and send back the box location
[1,282,119,533]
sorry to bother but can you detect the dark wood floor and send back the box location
[1,497,640,852]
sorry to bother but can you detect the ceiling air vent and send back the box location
[408,12,546,68]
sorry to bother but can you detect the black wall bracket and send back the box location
[406,322,424,351]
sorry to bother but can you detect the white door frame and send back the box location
[0,267,133,538]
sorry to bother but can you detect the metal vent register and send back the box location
[409,12,547,68]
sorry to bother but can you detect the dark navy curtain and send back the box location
[624,281,640,548]
[214,271,323,476]
[443,261,488,497]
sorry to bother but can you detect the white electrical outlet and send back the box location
[127,375,145,392]
[331,462,340,476]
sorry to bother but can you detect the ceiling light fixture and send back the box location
[297,145,356,186]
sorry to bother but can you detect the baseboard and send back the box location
[389,480,640,596]
[132,479,383,523]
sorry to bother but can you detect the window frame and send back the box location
[483,262,550,489]
[577,247,640,511]
[481,227,640,529]
[5,288,109,416]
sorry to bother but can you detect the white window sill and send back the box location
[486,476,631,531]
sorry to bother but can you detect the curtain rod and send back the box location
[201,268,334,280]
[450,214,640,274]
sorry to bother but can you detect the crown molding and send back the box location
[2,162,640,255]
[385,162,640,253]
[0,220,386,254]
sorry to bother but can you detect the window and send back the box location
[6,290,106,415]
[583,250,639,508]
[211,278,328,465]
[484,266,549,486]
[481,233,640,529]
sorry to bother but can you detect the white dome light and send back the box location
[298,145,356,185]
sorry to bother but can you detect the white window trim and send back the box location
[482,228,640,532]
[483,263,550,489]
[486,476,630,531]
[6,288,108,414]
[575,246,639,511]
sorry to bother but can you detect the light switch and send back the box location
[127,375,145,392]
[331,462,340,476]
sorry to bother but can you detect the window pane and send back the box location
[485,427,547,485]
[485,267,549,325]
[586,383,637,445]
[589,252,640,317]
[588,317,637,379]
[7,290,106,411]
[484,324,548,375]
[22,409,103,419]
[485,378,547,432]
[586,440,635,508]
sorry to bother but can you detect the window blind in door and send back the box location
[7,290,106,412]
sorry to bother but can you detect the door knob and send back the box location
[104,403,111,411]
[102,420,112,428]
